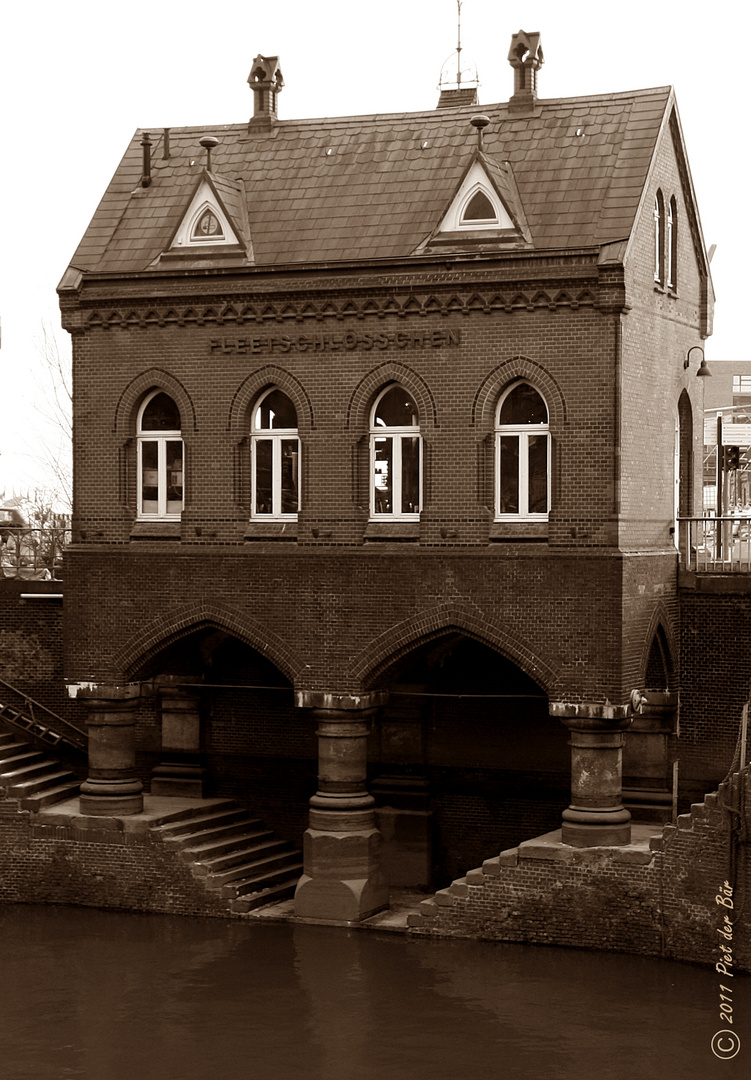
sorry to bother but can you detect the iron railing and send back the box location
[0,676,87,752]
[0,525,70,580]
[678,516,751,573]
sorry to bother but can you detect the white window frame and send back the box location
[495,382,550,521]
[136,391,183,520]
[251,388,300,519]
[369,385,421,521]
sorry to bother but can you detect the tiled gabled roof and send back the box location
[64,85,673,277]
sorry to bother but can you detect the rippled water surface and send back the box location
[1,904,749,1080]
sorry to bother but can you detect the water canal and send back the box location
[1,904,749,1080]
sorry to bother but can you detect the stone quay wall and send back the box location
[0,802,234,920]
[408,767,751,974]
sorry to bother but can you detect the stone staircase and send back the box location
[0,730,81,809]
[152,802,303,914]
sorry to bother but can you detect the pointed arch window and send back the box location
[192,207,224,241]
[462,189,498,225]
[251,388,299,518]
[370,385,421,519]
[654,190,665,285]
[137,391,183,519]
[496,382,550,519]
[667,196,677,291]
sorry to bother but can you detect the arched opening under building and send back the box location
[129,628,316,848]
[368,633,569,886]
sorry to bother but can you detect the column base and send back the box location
[294,827,389,922]
[151,762,209,798]
[561,806,631,847]
[79,779,144,817]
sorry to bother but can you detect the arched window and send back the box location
[654,190,665,285]
[667,195,677,290]
[496,382,550,519]
[461,188,498,225]
[251,388,299,517]
[137,391,183,519]
[370,384,421,519]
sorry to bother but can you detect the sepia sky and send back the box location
[1,0,748,495]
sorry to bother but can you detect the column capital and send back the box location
[295,690,388,711]
[550,700,633,729]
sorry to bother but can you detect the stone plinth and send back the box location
[76,684,144,816]
[294,705,388,922]
[151,682,208,798]
[551,701,633,847]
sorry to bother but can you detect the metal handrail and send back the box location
[0,525,70,580]
[678,515,751,573]
[0,675,87,751]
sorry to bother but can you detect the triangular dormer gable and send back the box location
[439,159,516,231]
[169,173,243,249]
[416,152,531,254]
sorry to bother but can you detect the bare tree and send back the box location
[30,321,72,510]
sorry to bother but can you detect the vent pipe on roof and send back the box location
[140,132,152,188]
[470,114,490,151]
[248,54,284,133]
[508,31,543,114]
[163,128,171,160]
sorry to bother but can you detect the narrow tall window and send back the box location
[654,190,665,285]
[370,385,421,519]
[251,388,299,518]
[137,391,183,519]
[667,195,677,290]
[496,382,550,519]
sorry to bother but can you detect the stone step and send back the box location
[208,847,298,890]
[156,806,248,838]
[20,780,80,809]
[9,768,76,798]
[228,861,304,899]
[0,748,44,769]
[229,879,299,914]
[179,826,274,862]
[192,836,288,876]
[165,816,265,851]
[1,758,62,782]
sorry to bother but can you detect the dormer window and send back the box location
[461,189,498,225]
[192,208,224,241]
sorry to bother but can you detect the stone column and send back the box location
[77,684,144,816]
[550,701,633,847]
[151,680,208,798]
[294,693,388,922]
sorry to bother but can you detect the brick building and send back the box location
[57,34,713,921]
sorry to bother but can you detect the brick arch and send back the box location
[472,356,566,431]
[228,366,314,436]
[113,601,306,685]
[349,602,560,694]
[641,603,677,691]
[346,362,437,430]
[114,369,197,436]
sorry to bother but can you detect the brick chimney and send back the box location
[248,55,284,132]
[508,31,543,114]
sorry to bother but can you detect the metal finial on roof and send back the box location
[199,136,219,172]
[437,0,479,96]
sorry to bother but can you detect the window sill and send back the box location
[365,521,420,541]
[130,520,182,539]
[245,521,298,540]
[490,520,548,541]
